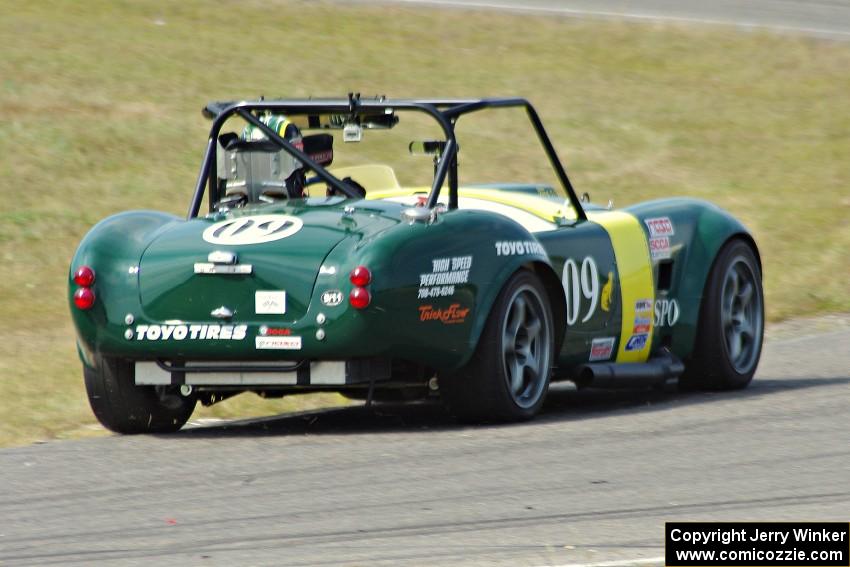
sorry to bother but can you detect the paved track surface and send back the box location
[1,326,848,566]
[358,0,850,39]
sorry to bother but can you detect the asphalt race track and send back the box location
[364,0,850,40]
[1,323,848,566]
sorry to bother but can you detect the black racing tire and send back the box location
[441,270,554,422]
[680,239,764,391]
[84,356,196,434]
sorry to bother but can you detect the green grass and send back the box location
[1,0,849,447]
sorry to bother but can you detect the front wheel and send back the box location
[441,270,554,422]
[680,239,764,390]
[84,356,196,434]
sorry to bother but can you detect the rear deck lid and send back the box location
[138,207,369,323]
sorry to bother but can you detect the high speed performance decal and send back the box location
[131,324,247,341]
[587,211,655,363]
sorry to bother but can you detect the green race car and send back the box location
[69,95,764,433]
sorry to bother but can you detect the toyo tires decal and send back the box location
[202,215,303,245]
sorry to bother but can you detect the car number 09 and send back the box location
[562,256,599,325]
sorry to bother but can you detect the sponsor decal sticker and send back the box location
[203,214,303,245]
[644,217,674,238]
[600,271,614,312]
[255,291,286,315]
[494,240,546,256]
[633,317,651,334]
[649,236,671,260]
[318,265,337,276]
[320,290,344,307]
[654,298,680,327]
[133,324,247,341]
[258,326,292,336]
[418,255,472,299]
[589,337,616,362]
[635,298,653,313]
[625,333,649,351]
[256,336,302,350]
[562,256,600,325]
[418,303,470,325]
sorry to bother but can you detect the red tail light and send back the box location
[349,266,372,287]
[349,287,371,309]
[73,266,96,287]
[74,287,96,310]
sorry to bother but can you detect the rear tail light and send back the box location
[349,287,371,309]
[73,266,96,287]
[73,287,96,310]
[349,266,372,287]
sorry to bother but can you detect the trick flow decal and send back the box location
[561,256,600,325]
[494,241,545,256]
[419,255,472,299]
[418,304,470,324]
[132,324,247,341]
[203,215,303,245]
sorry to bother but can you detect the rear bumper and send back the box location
[134,358,391,387]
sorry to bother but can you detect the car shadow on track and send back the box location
[170,374,849,439]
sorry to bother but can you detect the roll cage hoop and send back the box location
[189,95,587,221]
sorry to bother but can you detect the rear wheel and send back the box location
[680,239,764,390]
[84,356,196,434]
[441,270,554,422]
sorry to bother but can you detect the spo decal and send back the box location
[655,298,680,327]
[320,290,344,307]
[418,303,469,325]
[203,215,303,245]
[562,256,599,325]
[494,240,545,256]
[644,217,674,238]
[255,291,286,315]
[589,337,616,362]
[133,324,247,341]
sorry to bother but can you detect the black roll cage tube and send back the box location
[188,97,587,222]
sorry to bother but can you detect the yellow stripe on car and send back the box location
[587,211,655,363]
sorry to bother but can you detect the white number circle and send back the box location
[202,215,303,245]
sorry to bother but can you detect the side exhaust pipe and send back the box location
[574,352,685,389]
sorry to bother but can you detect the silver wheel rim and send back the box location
[721,257,763,374]
[501,284,551,409]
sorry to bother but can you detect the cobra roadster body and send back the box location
[69,96,764,433]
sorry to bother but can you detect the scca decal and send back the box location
[203,215,303,245]
[133,324,247,341]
